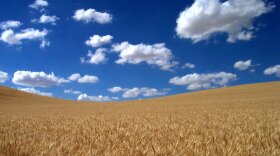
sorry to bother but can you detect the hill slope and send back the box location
[0,81,279,114]
[0,81,280,155]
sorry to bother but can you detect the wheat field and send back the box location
[0,82,280,155]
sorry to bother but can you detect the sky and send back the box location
[0,0,279,101]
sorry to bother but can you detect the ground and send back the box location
[0,82,280,155]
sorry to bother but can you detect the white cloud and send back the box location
[14,28,48,41]
[108,86,123,93]
[68,73,81,81]
[12,71,69,87]
[264,65,280,77]
[123,88,166,98]
[0,28,49,48]
[77,94,116,102]
[29,0,48,11]
[234,60,252,70]
[108,86,167,98]
[85,35,113,48]
[77,75,99,83]
[73,8,112,24]
[0,29,18,44]
[0,20,22,30]
[40,39,50,48]
[122,88,142,98]
[82,48,108,64]
[141,88,166,97]
[18,87,52,97]
[169,72,237,90]
[32,14,59,25]
[112,42,178,71]
[64,89,82,95]
[0,71,8,83]
[183,62,195,69]
[68,73,99,83]
[176,0,274,43]
[235,31,254,41]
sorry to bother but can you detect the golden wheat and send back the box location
[0,82,280,155]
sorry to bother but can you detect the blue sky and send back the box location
[0,0,279,101]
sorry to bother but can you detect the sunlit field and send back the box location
[1,82,280,155]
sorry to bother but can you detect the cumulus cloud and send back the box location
[183,62,195,69]
[108,86,167,98]
[0,71,8,83]
[0,20,22,30]
[73,8,112,24]
[78,75,99,83]
[64,89,82,95]
[169,72,237,90]
[32,14,59,25]
[141,88,167,97]
[29,0,48,11]
[123,88,166,98]
[112,42,178,71]
[18,87,52,97]
[12,71,69,87]
[81,48,108,65]
[0,28,49,48]
[234,60,252,70]
[77,94,117,102]
[176,0,274,43]
[85,35,113,48]
[122,88,142,98]
[68,73,81,81]
[108,86,123,93]
[264,65,280,77]
[68,73,99,83]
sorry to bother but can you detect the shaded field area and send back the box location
[0,82,280,155]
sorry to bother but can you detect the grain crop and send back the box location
[0,82,280,155]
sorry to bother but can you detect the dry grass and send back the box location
[0,82,280,155]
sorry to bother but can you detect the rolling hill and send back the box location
[0,81,280,155]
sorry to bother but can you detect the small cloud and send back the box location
[73,8,112,24]
[68,73,81,81]
[0,71,8,83]
[40,40,50,48]
[32,14,59,25]
[108,86,167,98]
[233,31,254,42]
[68,73,99,84]
[0,28,49,48]
[169,72,237,90]
[182,62,195,69]
[77,75,99,83]
[82,48,108,65]
[234,60,252,71]
[12,71,69,87]
[29,0,48,12]
[77,94,117,102]
[0,20,22,30]
[85,35,113,48]
[108,86,123,93]
[264,65,280,77]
